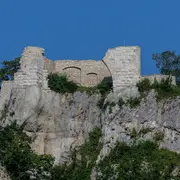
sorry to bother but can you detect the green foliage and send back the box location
[152,77,180,100]
[130,128,138,139]
[0,57,20,82]
[99,76,180,111]
[108,102,116,113]
[96,79,113,110]
[76,86,98,95]
[127,97,141,108]
[118,98,125,108]
[97,96,106,110]
[136,78,151,94]
[97,140,180,180]
[97,100,116,113]
[48,73,112,96]
[153,131,164,142]
[130,128,152,139]
[0,103,9,121]
[97,77,112,96]
[47,73,78,94]
[152,51,180,84]
[0,122,54,180]
[137,77,180,101]
[52,128,102,180]
[139,128,152,136]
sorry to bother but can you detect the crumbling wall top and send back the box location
[20,46,45,72]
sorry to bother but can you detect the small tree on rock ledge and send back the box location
[152,51,180,84]
[0,57,20,82]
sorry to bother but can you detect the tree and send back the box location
[152,51,180,84]
[0,122,54,180]
[0,57,20,81]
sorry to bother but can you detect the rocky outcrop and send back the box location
[1,85,180,166]
[100,91,180,158]
[0,86,101,164]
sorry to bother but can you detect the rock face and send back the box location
[1,86,101,164]
[1,85,180,165]
[100,91,180,158]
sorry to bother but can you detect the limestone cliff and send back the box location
[1,85,180,166]
[0,86,101,164]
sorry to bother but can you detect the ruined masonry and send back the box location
[0,46,174,110]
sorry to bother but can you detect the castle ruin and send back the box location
[0,45,175,110]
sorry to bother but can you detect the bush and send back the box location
[97,140,180,180]
[97,77,112,96]
[52,128,102,180]
[136,78,151,94]
[47,73,78,94]
[48,73,113,96]
[153,131,164,142]
[127,97,141,108]
[0,122,54,180]
[152,77,179,100]
[96,78,113,110]
[137,77,180,101]
[118,98,125,108]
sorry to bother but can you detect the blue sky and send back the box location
[0,0,180,75]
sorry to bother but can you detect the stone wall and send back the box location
[44,57,55,73]
[103,46,141,92]
[42,46,141,88]
[53,60,111,86]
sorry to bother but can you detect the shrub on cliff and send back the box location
[137,77,180,100]
[48,73,113,96]
[97,77,113,96]
[52,128,102,180]
[47,73,78,94]
[0,122,54,180]
[97,140,180,180]
[136,78,151,94]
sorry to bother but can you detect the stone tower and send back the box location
[103,46,140,92]
[14,46,49,88]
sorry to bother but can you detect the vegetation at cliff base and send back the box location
[0,122,54,180]
[97,140,180,180]
[52,127,102,180]
[1,122,180,180]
